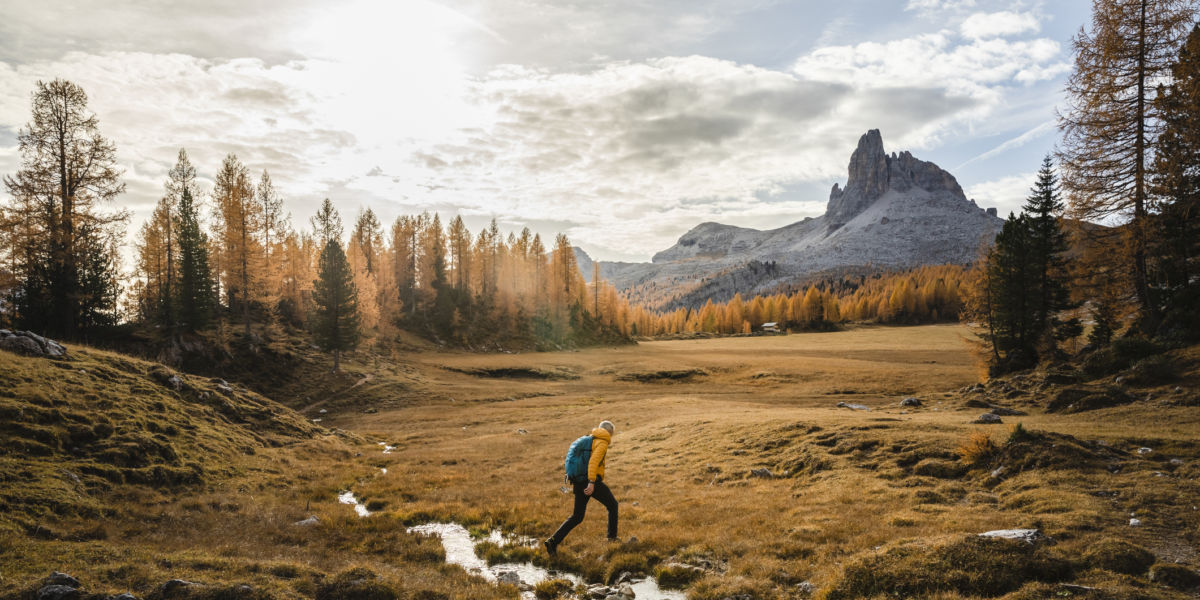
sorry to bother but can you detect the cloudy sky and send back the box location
[0,0,1090,262]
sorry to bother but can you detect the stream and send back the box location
[406,522,686,600]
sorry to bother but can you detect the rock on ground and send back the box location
[0,330,67,357]
[978,529,1048,544]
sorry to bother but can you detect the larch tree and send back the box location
[2,79,127,338]
[447,215,472,291]
[257,170,287,303]
[212,154,265,336]
[134,197,172,324]
[1058,0,1197,318]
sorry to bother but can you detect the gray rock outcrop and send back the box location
[0,330,67,357]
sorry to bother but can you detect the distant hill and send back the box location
[585,130,1005,310]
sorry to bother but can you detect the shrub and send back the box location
[956,431,999,466]
[1007,422,1036,444]
[1112,337,1163,362]
[1081,348,1124,378]
[1128,355,1176,385]
[1082,538,1155,575]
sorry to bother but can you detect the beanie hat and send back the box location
[599,420,615,434]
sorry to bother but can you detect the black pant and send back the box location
[550,477,618,543]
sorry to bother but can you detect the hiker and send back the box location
[545,420,618,555]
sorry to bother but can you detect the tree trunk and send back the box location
[1133,0,1151,315]
[241,205,251,337]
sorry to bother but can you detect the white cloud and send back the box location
[960,11,1041,39]
[966,172,1035,217]
[0,1,1075,263]
[958,119,1055,168]
[905,0,978,14]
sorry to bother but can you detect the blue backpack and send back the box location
[564,435,593,483]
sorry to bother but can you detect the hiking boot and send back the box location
[607,536,623,543]
[544,538,558,556]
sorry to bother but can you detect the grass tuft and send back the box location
[956,431,999,466]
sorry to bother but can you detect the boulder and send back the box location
[588,584,615,599]
[1,333,45,355]
[836,402,870,411]
[159,579,196,595]
[294,516,320,526]
[496,571,520,585]
[972,413,1003,424]
[987,406,1026,416]
[36,586,80,600]
[900,397,922,407]
[750,468,774,478]
[978,529,1049,544]
[46,573,80,589]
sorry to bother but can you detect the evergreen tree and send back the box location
[984,213,1038,371]
[1150,23,1200,336]
[176,186,215,331]
[311,198,343,246]
[2,79,127,338]
[311,238,360,373]
[1022,155,1075,346]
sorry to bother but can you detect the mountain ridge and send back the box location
[583,129,1004,310]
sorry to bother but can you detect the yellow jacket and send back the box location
[587,427,611,482]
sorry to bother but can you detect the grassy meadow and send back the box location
[3,324,1199,599]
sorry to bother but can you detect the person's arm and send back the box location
[587,438,608,483]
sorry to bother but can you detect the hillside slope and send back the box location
[0,338,511,600]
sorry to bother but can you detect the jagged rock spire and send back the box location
[824,129,968,230]
[826,130,888,226]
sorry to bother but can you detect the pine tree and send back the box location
[1058,0,1197,317]
[312,238,360,373]
[2,79,127,337]
[176,186,215,331]
[983,213,1039,371]
[1150,23,1200,336]
[1022,155,1074,345]
[311,198,343,246]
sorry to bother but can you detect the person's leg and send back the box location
[549,482,590,544]
[591,480,619,539]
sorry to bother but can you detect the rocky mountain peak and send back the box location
[824,130,968,230]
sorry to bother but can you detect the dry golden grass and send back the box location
[4,324,1200,600]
